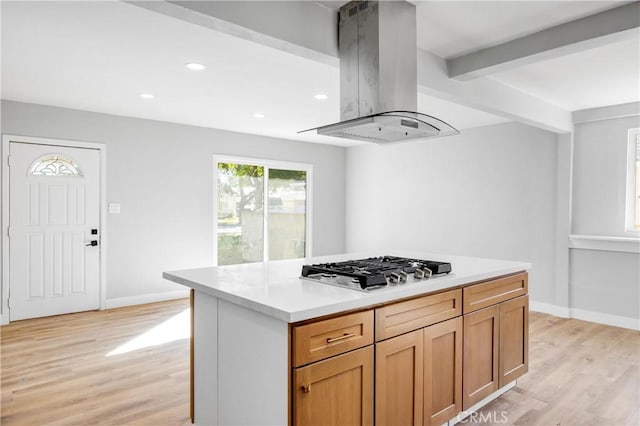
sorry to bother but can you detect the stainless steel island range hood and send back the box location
[301,1,459,143]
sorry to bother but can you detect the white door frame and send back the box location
[1,134,108,324]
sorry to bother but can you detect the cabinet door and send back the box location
[499,295,529,387]
[463,305,499,410]
[376,330,423,426]
[424,317,462,426]
[294,346,373,426]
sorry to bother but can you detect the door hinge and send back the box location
[7,227,10,238]
[7,155,11,167]
[7,297,10,309]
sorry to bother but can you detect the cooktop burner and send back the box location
[301,255,452,291]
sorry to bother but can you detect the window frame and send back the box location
[212,154,313,266]
[625,128,640,234]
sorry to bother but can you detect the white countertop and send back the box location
[163,252,531,323]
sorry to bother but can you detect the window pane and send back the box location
[217,163,264,265]
[30,155,82,177]
[268,169,307,260]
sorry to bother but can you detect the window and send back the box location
[626,128,640,232]
[214,157,312,266]
[29,155,82,177]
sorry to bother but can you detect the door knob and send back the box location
[85,240,98,247]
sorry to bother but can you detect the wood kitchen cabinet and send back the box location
[293,346,374,426]
[375,329,424,426]
[376,322,464,426]
[463,305,500,409]
[292,310,374,425]
[424,317,463,426]
[289,273,528,426]
[462,290,529,410]
[499,295,529,387]
[375,291,463,426]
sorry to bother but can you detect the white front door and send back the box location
[9,142,101,320]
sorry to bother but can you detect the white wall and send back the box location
[1,100,346,311]
[569,249,638,320]
[4,99,637,329]
[345,122,559,306]
[573,114,640,236]
[569,107,640,326]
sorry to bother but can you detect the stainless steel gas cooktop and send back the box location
[300,256,452,292]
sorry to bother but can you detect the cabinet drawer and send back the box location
[292,310,374,367]
[375,289,462,341]
[463,273,527,314]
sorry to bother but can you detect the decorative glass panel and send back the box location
[29,155,82,177]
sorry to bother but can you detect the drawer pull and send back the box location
[301,384,311,393]
[326,333,356,344]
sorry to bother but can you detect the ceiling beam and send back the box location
[127,1,339,67]
[447,2,640,81]
[419,51,573,133]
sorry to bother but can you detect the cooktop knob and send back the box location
[422,267,433,279]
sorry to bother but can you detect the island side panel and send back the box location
[194,291,219,425]
[218,298,289,425]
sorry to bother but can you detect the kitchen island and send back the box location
[164,252,531,426]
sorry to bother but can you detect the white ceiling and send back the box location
[1,1,638,146]
[0,1,346,145]
[490,38,640,110]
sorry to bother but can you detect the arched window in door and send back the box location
[29,155,83,177]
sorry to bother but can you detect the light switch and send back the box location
[109,203,121,214]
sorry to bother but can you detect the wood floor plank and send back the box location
[1,302,638,425]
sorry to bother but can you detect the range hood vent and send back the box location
[301,1,459,143]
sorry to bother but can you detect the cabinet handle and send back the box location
[301,384,311,393]
[326,333,356,344]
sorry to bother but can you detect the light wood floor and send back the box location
[479,312,639,426]
[1,299,191,425]
[1,301,638,425]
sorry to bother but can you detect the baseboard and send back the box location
[570,308,640,331]
[530,300,639,331]
[529,301,570,318]
[105,290,189,310]
[0,313,8,326]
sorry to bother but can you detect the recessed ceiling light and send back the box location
[314,93,328,100]
[253,112,265,119]
[185,62,206,71]
[139,93,155,99]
